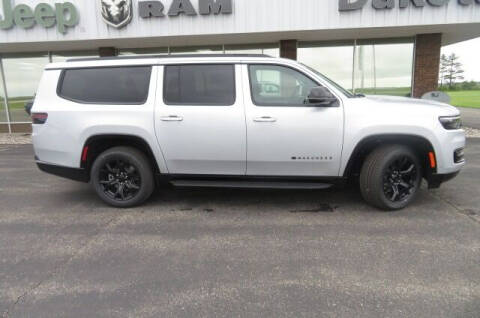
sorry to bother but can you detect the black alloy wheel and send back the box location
[360,145,422,211]
[91,147,155,208]
[383,156,418,203]
[99,159,142,202]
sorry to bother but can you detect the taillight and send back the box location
[32,113,48,124]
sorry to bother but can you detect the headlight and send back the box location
[439,116,462,130]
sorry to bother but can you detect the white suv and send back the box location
[31,54,465,210]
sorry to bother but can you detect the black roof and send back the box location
[67,54,271,62]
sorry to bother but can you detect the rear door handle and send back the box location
[160,115,183,122]
[253,116,277,123]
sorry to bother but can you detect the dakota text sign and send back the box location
[339,0,480,11]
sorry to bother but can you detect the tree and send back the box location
[439,54,448,88]
[440,53,465,89]
[460,80,480,91]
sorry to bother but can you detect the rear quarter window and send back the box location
[57,66,152,104]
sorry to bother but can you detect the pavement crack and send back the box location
[2,213,125,318]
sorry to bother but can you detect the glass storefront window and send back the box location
[299,39,414,96]
[2,54,49,123]
[119,44,279,56]
[0,38,415,129]
[354,39,414,97]
[0,63,8,123]
[298,41,355,91]
[169,45,223,55]
[119,47,168,56]
[51,51,99,62]
[225,43,279,57]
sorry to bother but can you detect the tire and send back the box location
[90,146,155,208]
[359,145,422,211]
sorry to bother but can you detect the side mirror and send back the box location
[306,86,338,107]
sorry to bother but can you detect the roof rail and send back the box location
[67,54,271,62]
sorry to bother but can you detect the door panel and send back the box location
[155,64,246,175]
[244,64,344,177]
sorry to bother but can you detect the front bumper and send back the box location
[427,171,460,189]
[36,161,89,183]
[434,128,466,175]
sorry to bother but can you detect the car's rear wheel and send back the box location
[360,145,422,211]
[91,146,154,208]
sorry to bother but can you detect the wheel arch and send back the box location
[80,134,161,178]
[342,134,437,180]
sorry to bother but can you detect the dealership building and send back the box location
[1,0,479,133]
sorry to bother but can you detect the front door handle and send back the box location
[253,116,277,123]
[160,115,183,122]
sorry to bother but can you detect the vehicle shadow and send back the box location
[146,185,368,213]
[42,180,433,215]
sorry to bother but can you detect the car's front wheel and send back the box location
[91,146,154,208]
[360,145,422,211]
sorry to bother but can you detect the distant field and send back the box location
[0,97,31,110]
[447,90,480,109]
[0,97,32,122]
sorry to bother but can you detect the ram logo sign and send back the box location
[101,0,133,28]
[99,0,233,28]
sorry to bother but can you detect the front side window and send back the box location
[58,66,152,104]
[248,64,319,106]
[164,64,235,106]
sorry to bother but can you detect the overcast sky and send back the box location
[442,37,480,81]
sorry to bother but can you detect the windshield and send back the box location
[301,63,355,98]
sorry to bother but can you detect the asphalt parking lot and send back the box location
[1,141,479,318]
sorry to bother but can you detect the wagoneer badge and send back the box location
[101,0,133,29]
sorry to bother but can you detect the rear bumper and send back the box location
[36,161,89,183]
[427,171,460,189]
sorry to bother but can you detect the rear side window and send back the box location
[58,66,152,104]
[164,64,235,106]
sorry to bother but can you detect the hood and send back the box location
[363,95,460,115]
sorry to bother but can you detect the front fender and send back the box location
[340,125,442,176]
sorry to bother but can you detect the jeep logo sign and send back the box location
[0,0,232,32]
[339,0,480,11]
[0,0,79,33]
